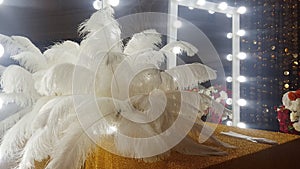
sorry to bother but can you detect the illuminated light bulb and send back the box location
[108,0,119,7]
[237,122,247,128]
[284,83,289,89]
[284,71,289,76]
[173,20,182,28]
[226,33,233,39]
[237,99,247,106]
[0,44,4,58]
[172,46,181,54]
[226,76,232,82]
[0,0,3,5]
[107,126,118,134]
[226,13,232,18]
[93,0,102,10]
[226,120,233,126]
[237,52,247,60]
[188,6,194,10]
[196,0,206,6]
[237,76,247,82]
[218,2,228,10]
[226,98,232,105]
[226,54,233,61]
[208,10,215,14]
[237,6,247,14]
[237,29,246,36]
[0,97,3,109]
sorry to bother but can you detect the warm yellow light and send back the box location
[284,84,289,88]
[284,71,290,76]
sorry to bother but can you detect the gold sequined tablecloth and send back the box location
[35,124,300,169]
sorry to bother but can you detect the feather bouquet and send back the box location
[0,6,233,169]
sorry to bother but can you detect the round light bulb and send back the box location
[237,122,247,128]
[93,0,102,10]
[226,120,233,126]
[237,76,247,82]
[208,10,215,14]
[237,29,246,36]
[237,52,247,60]
[237,99,247,106]
[173,20,182,28]
[196,0,206,6]
[226,98,232,105]
[218,2,228,10]
[226,13,232,18]
[172,46,181,54]
[226,33,233,39]
[237,6,247,14]
[226,76,232,82]
[226,54,233,61]
[0,44,4,58]
[108,0,119,7]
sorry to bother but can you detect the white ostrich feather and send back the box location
[1,65,39,101]
[128,49,166,70]
[10,36,41,55]
[0,106,32,139]
[0,93,34,107]
[79,7,122,61]
[0,65,6,75]
[11,51,47,73]
[0,97,51,162]
[38,63,94,96]
[161,41,198,57]
[43,40,80,67]
[0,34,41,57]
[79,7,117,38]
[18,96,76,169]
[124,29,162,55]
[94,52,125,97]
[165,63,217,88]
[45,122,95,169]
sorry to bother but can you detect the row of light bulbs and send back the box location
[183,0,247,14]
[93,0,119,10]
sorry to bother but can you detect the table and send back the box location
[35,124,300,169]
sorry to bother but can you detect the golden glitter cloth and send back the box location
[35,124,300,169]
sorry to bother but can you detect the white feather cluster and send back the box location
[0,6,231,169]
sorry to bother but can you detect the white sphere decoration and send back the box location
[108,0,119,7]
[218,2,228,10]
[93,0,102,10]
[0,44,4,58]
[237,99,247,106]
[237,6,247,14]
